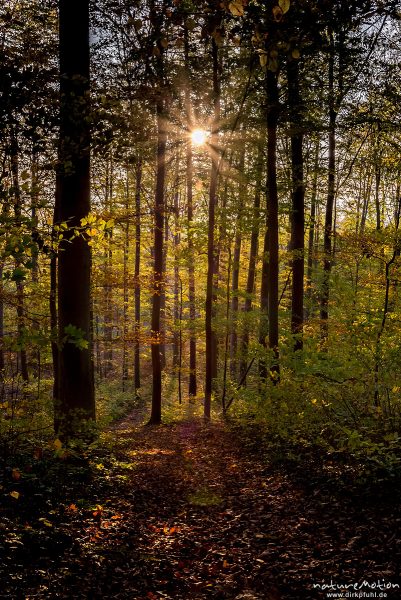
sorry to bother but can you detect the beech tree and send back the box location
[56,0,95,435]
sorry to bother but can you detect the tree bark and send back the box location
[56,0,95,436]
[149,100,167,424]
[320,33,336,343]
[266,68,280,381]
[184,23,197,398]
[241,142,262,381]
[230,148,245,379]
[306,139,320,319]
[122,166,130,389]
[134,158,142,395]
[10,132,29,382]
[172,154,180,370]
[287,57,305,352]
[0,260,4,376]
[104,154,114,376]
[204,38,220,420]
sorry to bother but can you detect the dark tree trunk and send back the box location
[230,148,245,380]
[30,153,39,284]
[10,132,29,382]
[149,101,167,425]
[241,143,263,381]
[306,139,320,319]
[134,159,142,395]
[159,205,168,372]
[50,177,60,413]
[258,188,269,381]
[205,38,220,420]
[266,69,280,381]
[0,261,4,376]
[287,58,305,352]
[56,0,95,436]
[104,155,114,376]
[320,36,336,343]
[184,24,197,398]
[172,154,180,370]
[122,167,130,390]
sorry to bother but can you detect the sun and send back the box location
[191,128,208,146]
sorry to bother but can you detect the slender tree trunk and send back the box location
[104,155,114,376]
[172,155,180,370]
[241,143,262,381]
[122,167,130,389]
[258,181,269,381]
[205,38,220,420]
[288,58,305,352]
[306,139,320,319]
[374,135,381,231]
[266,68,280,381]
[160,206,168,372]
[56,0,95,436]
[222,247,232,412]
[184,24,197,398]
[50,179,60,414]
[0,260,4,376]
[30,153,39,284]
[134,158,142,395]
[230,148,245,379]
[320,50,337,343]
[149,100,167,424]
[10,132,29,382]
[178,276,183,404]
[320,32,337,343]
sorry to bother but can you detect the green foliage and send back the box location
[62,325,89,350]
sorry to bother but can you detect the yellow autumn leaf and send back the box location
[10,491,20,499]
[292,48,300,59]
[54,438,62,450]
[259,53,268,67]
[278,0,290,14]
[228,1,244,17]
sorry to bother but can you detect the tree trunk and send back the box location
[134,158,142,395]
[320,35,336,344]
[10,132,29,382]
[50,178,60,415]
[172,154,180,370]
[204,38,220,420]
[287,58,305,352]
[149,101,167,424]
[241,142,262,381]
[122,167,130,390]
[104,154,114,376]
[230,148,245,380]
[0,260,4,376]
[306,139,320,319]
[184,24,197,398]
[266,68,280,381]
[56,0,95,437]
[30,153,39,284]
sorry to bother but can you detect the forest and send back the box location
[1,0,401,598]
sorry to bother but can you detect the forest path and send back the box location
[68,409,398,600]
[100,413,288,600]
[2,409,399,599]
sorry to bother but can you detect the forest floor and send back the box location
[0,403,400,600]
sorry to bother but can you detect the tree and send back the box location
[204,36,221,421]
[56,0,95,436]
